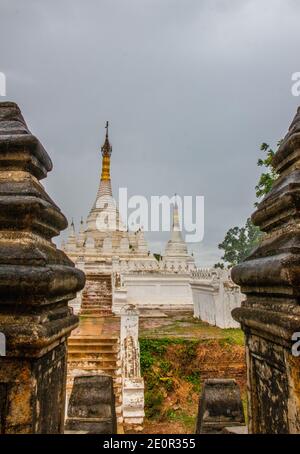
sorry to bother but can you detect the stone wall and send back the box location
[191,269,242,329]
[121,273,193,312]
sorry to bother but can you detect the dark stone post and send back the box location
[195,379,245,434]
[65,375,117,434]
[232,108,300,434]
[0,102,85,433]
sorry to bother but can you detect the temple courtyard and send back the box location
[69,312,246,434]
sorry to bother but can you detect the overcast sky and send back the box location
[1,0,300,265]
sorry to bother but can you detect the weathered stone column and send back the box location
[120,304,144,429]
[232,107,300,434]
[0,102,85,433]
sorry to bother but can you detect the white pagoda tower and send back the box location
[63,123,156,315]
[64,122,154,262]
[163,198,195,268]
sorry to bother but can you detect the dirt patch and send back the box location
[134,315,246,434]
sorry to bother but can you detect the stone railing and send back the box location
[113,258,195,275]
[191,268,234,282]
[191,267,219,280]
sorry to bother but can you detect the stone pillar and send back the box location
[195,379,245,434]
[0,102,85,433]
[65,375,117,434]
[120,304,144,429]
[232,107,300,434]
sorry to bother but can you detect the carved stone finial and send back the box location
[101,121,112,158]
[0,102,85,433]
[232,107,300,434]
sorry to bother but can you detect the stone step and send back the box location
[68,348,118,355]
[79,309,112,315]
[69,336,119,343]
[79,314,112,318]
[67,363,117,373]
[69,338,118,343]
[68,344,118,349]
[68,355,118,364]
[68,344,118,352]
[81,301,112,305]
[82,294,112,299]
[68,351,118,360]
[81,304,110,313]
[68,340,119,346]
[67,355,118,362]
[81,302,112,305]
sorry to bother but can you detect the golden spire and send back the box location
[101,121,112,181]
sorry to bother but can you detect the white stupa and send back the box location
[64,122,154,261]
[163,197,195,267]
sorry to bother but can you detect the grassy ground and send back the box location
[139,312,245,345]
[137,313,246,434]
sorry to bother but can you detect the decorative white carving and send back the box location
[120,304,144,425]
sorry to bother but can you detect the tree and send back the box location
[218,218,261,267]
[215,142,279,268]
[255,142,279,201]
[214,262,225,270]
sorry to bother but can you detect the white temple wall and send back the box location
[121,273,193,311]
[191,270,243,329]
[191,284,216,325]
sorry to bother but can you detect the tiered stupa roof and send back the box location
[64,123,152,261]
[163,198,195,266]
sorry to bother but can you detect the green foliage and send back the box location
[140,338,170,374]
[214,262,225,269]
[145,390,164,419]
[215,141,281,268]
[140,338,200,420]
[159,359,172,374]
[218,217,262,267]
[153,253,162,261]
[140,348,155,371]
[185,371,201,392]
[159,377,174,392]
[140,335,244,426]
[255,142,279,201]
[218,330,245,348]
[165,408,196,431]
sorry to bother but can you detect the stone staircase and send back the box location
[67,335,123,426]
[80,273,112,316]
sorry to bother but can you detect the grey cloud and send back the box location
[0,0,299,265]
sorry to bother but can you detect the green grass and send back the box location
[165,409,196,432]
[220,329,245,346]
[139,318,246,431]
[139,314,244,343]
